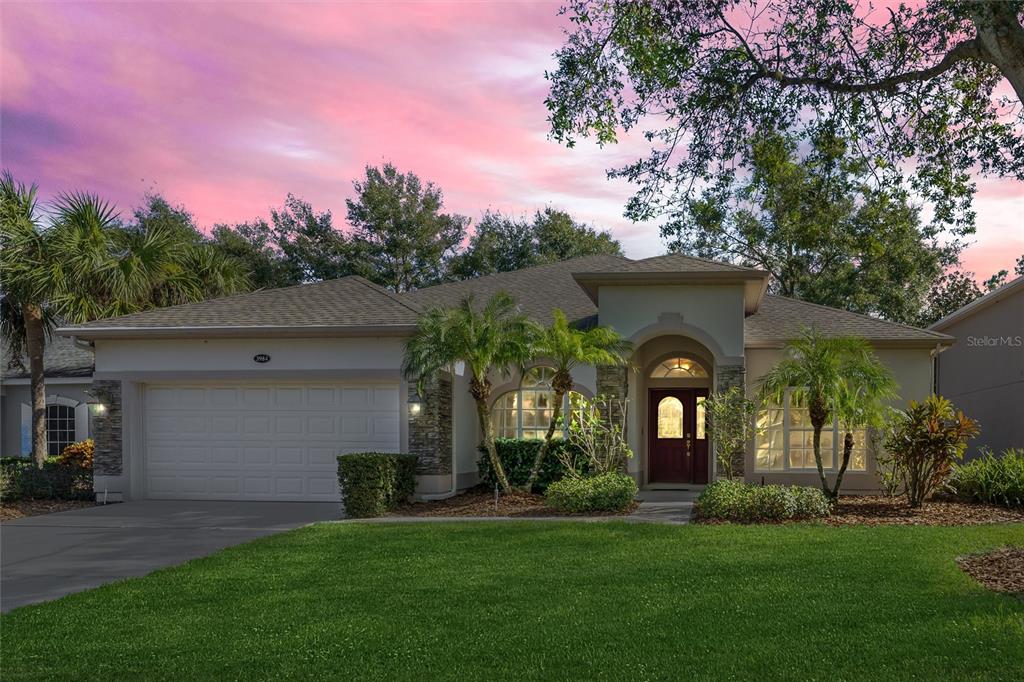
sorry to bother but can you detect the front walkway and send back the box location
[1,500,339,612]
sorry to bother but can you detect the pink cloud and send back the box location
[1,0,1021,285]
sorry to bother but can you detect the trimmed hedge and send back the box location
[947,448,1024,509]
[337,452,417,518]
[477,438,585,492]
[544,472,638,513]
[696,480,831,523]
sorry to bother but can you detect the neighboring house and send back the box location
[57,254,953,502]
[930,275,1024,458]
[1,334,95,457]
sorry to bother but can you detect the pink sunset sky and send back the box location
[1,1,1021,279]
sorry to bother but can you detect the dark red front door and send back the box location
[648,388,709,484]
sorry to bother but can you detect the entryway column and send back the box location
[407,375,452,477]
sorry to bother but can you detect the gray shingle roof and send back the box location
[66,277,421,332]
[2,333,94,379]
[402,254,626,326]
[57,254,947,345]
[745,295,953,345]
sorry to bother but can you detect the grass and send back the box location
[3,522,1023,681]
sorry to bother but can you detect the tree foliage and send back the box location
[547,1,1024,234]
[452,207,622,279]
[346,163,469,293]
[666,130,950,323]
[917,255,1024,326]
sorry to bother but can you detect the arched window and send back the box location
[656,396,684,439]
[492,367,585,440]
[650,357,708,378]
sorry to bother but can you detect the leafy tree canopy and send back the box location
[346,163,469,293]
[547,1,1024,234]
[452,207,623,279]
[666,129,950,324]
[918,255,1024,326]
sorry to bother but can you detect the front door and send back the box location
[648,388,709,484]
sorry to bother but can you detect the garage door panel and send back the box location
[144,383,400,501]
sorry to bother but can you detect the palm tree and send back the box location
[758,327,896,499]
[1,171,250,466]
[402,293,539,494]
[522,309,632,491]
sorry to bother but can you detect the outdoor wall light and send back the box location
[408,392,425,418]
[85,388,110,418]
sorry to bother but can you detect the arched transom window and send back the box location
[492,366,584,440]
[650,357,708,379]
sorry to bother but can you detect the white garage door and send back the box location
[143,383,400,501]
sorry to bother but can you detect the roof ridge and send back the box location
[763,294,949,338]
[350,276,424,315]
[406,253,630,296]
[641,252,761,271]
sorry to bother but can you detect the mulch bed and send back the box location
[0,499,95,522]
[824,496,1024,526]
[957,547,1024,597]
[391,486,638,518]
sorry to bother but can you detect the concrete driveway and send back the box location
[1,500,339,612]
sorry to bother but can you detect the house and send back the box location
[1,334,95,457]
[930,275,1024,458]
[55,253,953,502]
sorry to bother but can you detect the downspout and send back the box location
[929,343,949,395]
[419,364,458,500]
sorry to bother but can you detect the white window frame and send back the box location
[491,367,583,440]
[19,395,89,457]
[755,388,869,473]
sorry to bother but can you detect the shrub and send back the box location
[337,452,417,518]
[695,480,831,523]
[704,387,759,480]
[882,395,980,507]
[561,395,633,476]
[477,439,583,492]
[946,448,1024,509]
[58,439,94,470]
[544,472,637,512]
[0,458,93,502]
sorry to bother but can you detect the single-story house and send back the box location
[930,275,1024,458]
[55,253,954,502]
[1,335,95,457]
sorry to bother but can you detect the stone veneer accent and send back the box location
[408,375,452,475]
[596,364,629,427]
[90,379,123,476]
[714,364,746,478]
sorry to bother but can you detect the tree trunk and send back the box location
[24,304,47,468]
[522,389,565,492]
[830,431,854,499]
[971,2,1024,103]
[476,398,511,494]
[809,394,830,497]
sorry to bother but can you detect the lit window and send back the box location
[650,357,708,378]
[46,404,77,457]
[755,391,869,472]
[696,396,706,440]
[657,397,684,438]
[491,366,585,440]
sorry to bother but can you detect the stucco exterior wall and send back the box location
[596,285,746,359]
[0,381,92,456]
[744,346,934,491]
[936,289,1024,457]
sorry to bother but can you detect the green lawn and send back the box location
[3,522,1023,681]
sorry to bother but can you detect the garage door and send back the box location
[144,383,400,501]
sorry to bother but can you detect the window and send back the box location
[46,404,77,456]
[492,367,585,440]
[755,391,869,472]
[696,396,706,440]
[656,397,684,438]
[650,357,708,378]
